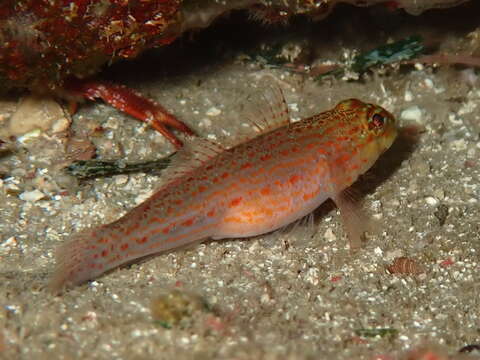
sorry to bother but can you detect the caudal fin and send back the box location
[49,228,103,293]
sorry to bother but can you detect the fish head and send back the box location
[334,98,398,155]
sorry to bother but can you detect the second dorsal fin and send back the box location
[158,84,291,186]
[220,83,291,149]
[244,84,291,133]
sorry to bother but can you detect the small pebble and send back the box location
[324,228,336,242]
[0,236,17,250]
[450,139,467,151]
[404,90,413,102]
[400,106,423,122]
[423,78,434,89]
[9,95,69,136]
[19,189,45,202]
[115,175,129,185]
[202,118,212,127]
[206,107,221,116]
[289,103,299,112]
[150,289,207,328]
[17,129,42,144]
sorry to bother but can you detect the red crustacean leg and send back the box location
[65,78,195,149]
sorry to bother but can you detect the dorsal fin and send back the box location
[244,84,291,133]
[157,84,291,187]
[219,83,291,148]
[159,137,226,186]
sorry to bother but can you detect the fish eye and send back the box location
[369,113,385,131]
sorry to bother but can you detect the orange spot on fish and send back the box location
[260,187,271,195]
[182,218,194,227]
[289,175,301,185]
[336,154,351,165]
[348,126,359,135]
[262,208,273,216]
[148,217,163,225]
[207,209,215,217]
[229,197,243,207]
[323,126,335,135]
[280,149,289,156]
[241,162,252,170]
[198,185,207,193]
[101,249,109,257]
[136,237,148,244]
[260,154,272,161]
[162,226,170,234]
[98,238,108,244]
[221,172,229,179]
[120,243,129,251]
[174,199,183,205]
[303,193,314,201]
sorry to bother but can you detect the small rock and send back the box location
[9,95,70,136]
[115,175,129,185]
[404,90,413,102]
[19,189,45,202]
[206,107,221,116]
[450,139,467,151]
[425,196,439,206]
[423,78,434,89]
[324,228,336,242]
[434,204,449,226]
[0,236,17,250]
[400,106,423,122]
[16,129,42,144]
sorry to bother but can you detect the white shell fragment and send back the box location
[400,105,423,122]
[19,189,46,202]
[206,106,221,116]
[9,95,70,137]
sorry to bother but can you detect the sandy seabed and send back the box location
[0,3,479,360]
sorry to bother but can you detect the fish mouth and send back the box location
[381,126,398,152]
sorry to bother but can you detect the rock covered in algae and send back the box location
[0,0,470,94]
